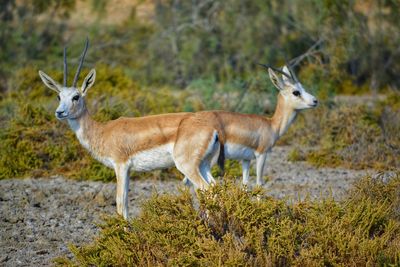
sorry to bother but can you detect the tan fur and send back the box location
[187,94,292,155]
[74,109,192,163]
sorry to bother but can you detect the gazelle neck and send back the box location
[271,93,297,140]
[67,103,100,152]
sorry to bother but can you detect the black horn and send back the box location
[72,37,89,87]
[63,47,68,87]
[289,67,299,83]
[284,61,299,83]
[257,63,294,81]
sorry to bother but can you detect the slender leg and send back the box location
[242,160,251,185]
[115,164,130,219]
[176,162,209,190]
[206,169,216,185]
[256,154,267,186]
[200,160,216,185]
[182,176,193,187]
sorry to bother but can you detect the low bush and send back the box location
[56,172,400,266]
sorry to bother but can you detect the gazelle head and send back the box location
[267,65,318,110]
[38,38,96,120]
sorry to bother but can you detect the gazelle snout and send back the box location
[299,88,318,109]
[56,110,66,118]
[306,92,318,108]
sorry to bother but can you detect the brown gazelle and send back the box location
[182,65,318,186]
[38,39,222,219]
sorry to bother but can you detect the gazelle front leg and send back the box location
[115,163,130,219]
[255,154,267,186]
[242,160,251,185]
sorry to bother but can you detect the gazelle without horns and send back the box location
[39,39,317,219]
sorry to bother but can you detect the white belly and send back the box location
[129,143,175,172]
[224,143,255,160]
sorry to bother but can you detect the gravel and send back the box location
[0,146,370,266]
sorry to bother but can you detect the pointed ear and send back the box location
[38,71,61,93]
[282,66,292,84]
[81,69,96,96]
[268,68,283,90]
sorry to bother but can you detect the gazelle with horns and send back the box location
[38,39,222,219]
[182,64,318,186]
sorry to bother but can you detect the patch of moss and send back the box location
[56,172,400,266]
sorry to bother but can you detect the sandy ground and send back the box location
[0,146,370,266]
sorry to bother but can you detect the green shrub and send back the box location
[56,172,400,266]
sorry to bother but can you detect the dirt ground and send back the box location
[0,146,370,266]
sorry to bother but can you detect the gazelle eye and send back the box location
[72,95,80,101]
[293,91,301,97]
[57,95,60,101]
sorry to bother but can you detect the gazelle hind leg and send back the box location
[242,160,251,185]
[200,160,216,185]
[180,161,214,188]
[175,161,209,190]
[174,125,220,189]
[182,176,192,187]
[256,154,267,186]
[180,141,219,187]
[115,163,130,219]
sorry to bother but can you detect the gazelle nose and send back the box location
[313,99,318,105]
[56,111,65,116]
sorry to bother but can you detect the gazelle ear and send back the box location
[81,69,96,96]
[282,66,292,84]
[38,71,61,93]
[268,68,284,90]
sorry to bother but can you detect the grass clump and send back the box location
[57,172,400,266]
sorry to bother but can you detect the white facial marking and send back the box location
[269,65,318,110]
[280,81,318,110]
[56,87,84,120]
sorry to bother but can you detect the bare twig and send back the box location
[288,38,324,67]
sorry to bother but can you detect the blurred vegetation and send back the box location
[283,91,400,170]
[56,173,400,266]
[1,0,400,91]
[0,0,399,180]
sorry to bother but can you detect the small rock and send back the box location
[93,188,112,207]
[36,249,48,255]
[0,255,9,263]
[83,191,96,200]
[30,190,46,207]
